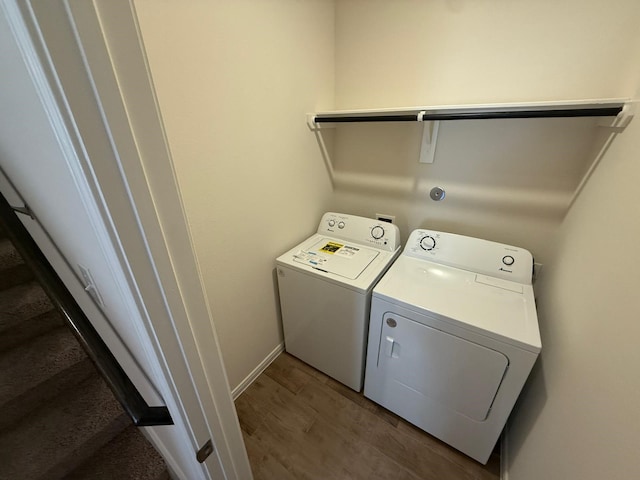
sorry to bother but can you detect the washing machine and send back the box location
[276,212,401,391]
[364,229,541,464]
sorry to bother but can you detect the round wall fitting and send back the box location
[430,186,446,201]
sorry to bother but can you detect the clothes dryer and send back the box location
[364,229,541,464]
[276,212,400,391]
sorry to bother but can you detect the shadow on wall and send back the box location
[506,350,548,464]
[319,117,608,217]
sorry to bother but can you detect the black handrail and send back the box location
[0,191,173,427]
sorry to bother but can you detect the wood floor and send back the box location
[235,353,500,480]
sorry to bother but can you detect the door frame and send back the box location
[2,0,252,478]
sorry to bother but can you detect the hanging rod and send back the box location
[311,100,628,124]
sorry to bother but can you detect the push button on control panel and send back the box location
[502,255,515,266]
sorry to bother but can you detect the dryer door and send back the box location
[377,312,508,421]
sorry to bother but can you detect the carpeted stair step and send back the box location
[0,282,58,352]
[0,308,65,352]
[0,224,170,477]
[66,425,170,480]
[0,281,54,333]
[0,373,131,480]
[0,326,95,431]
[0,237,34,291]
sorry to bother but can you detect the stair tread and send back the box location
[0,237,23,270]
[0,281,53,330]
[0,308,65,353]
[66,425,169,480]
[0,357,96,432]
[0,326,87,407]
[0,237,35,294]
[0,374,130,480]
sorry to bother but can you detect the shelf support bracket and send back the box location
[597,102,636,132]
[306,113,318,130]
[418,112,439,164]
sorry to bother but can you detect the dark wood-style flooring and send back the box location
[235,352,500,480]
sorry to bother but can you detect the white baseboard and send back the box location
[232,342,285,400]
[501,428,510,480]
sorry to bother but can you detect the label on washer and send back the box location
[294,240,380,279]
[319,241,343,254]
[335,245,360,258]
[293,250,328,267]
[318,242,360,258]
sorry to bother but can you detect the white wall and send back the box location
[133,0,335,390]
[329,117,603,263]
[335,0,640,108]
[505,91,640,479]
[330,0,640,266]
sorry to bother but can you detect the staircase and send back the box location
[0,224,171,479]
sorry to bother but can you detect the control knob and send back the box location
[338,221,345,229]
[420,235,436,251]
[371,225,385,239]
[328,219,335,227]
[502,255,515,266]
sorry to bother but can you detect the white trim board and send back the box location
[232,343,285,400]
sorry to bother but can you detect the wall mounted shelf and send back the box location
[308,99,631,125]
[307,98,635,194]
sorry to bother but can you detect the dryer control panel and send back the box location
[405,229,533,284]
[318,212,400,252]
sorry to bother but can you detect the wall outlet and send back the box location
[376,213,395,224]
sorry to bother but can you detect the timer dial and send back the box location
[420,235,436,251]
[371,225,385,239]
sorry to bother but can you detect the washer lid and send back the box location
[293,237,380,280]
[373,256,541,352]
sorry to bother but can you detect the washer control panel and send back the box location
[405,229,533,284]
[318,212,400,252]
